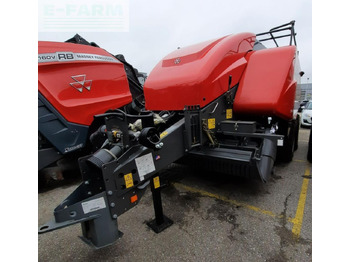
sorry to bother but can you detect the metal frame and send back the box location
[39,77,286,248]
[256,20,297,47]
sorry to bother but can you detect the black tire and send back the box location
[277,119,296,162]
[307,127,312,162]
[294,117,299,151]
[38,172,47,190]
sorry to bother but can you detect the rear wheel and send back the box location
[294,117,300,151]
[307,127,312,162]
[277,119,296,162]
[38,172,47,190]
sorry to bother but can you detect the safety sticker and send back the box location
[81,197,106,214]
[124,173,134,188]
[226,109,233,119]
[277,139,284,146]
[153,176,160,189]
[135,153,155,181]
[160,131,168,139]
[208,118,215,129]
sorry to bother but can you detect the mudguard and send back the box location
[234,46,297,120]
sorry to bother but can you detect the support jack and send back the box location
[146,175,173,233]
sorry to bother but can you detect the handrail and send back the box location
[256,20,297,47]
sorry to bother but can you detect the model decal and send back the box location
[38,52,120,63]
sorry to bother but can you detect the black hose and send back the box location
[87,145,123,169]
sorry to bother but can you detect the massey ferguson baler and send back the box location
[38,35,145,184]
[39,21,303,248]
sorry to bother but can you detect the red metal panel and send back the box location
[234,46,297,120]
[144,33,256,111]
[38,41,132,125]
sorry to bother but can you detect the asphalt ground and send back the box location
[38,128,312,262]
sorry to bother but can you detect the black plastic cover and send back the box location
[38,92,89,154]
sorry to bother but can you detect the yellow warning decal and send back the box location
[226,109,233,119]
[208,118,215,129]
[153,176,160,189]
[124,173,134,188]
[160,131,168,139]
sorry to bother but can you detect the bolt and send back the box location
[84,180,89,185]
[107,190,113,196]
[112,214,118,219]
[87,191,92,195]
[155,142,164,149]
[110,202,115,207]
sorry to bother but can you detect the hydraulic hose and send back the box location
[87,145,123,169]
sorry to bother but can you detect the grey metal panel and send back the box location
[38,148,63,170]
[101,118,186,217]
[38,92,89,154]
[218,120,257,133]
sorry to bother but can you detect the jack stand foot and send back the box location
[147,216,173,233]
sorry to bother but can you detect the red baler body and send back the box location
[144,33,255,111]
[144,33,298,120]
[38,41,132,126]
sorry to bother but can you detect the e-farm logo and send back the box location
[38,0,129,32]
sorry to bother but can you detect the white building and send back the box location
[296,83,312,101]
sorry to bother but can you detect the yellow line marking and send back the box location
[174,166,311,233]
[173,182,294,223]
[298,140,309,143]
[293,159,307,163]
[291,167,311,239]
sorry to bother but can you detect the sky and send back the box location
[38,0,312,83]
